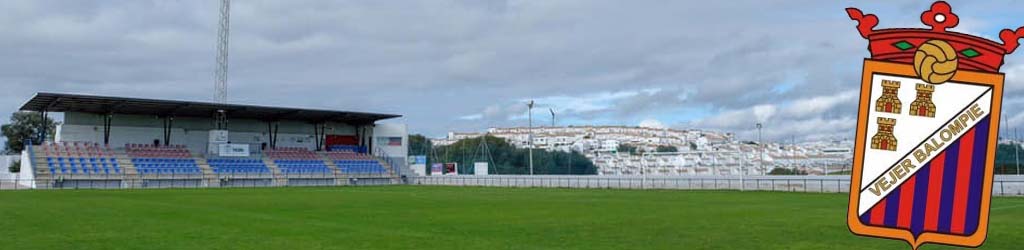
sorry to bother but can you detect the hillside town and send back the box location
[431,126,854,176]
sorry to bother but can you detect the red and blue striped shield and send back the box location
[846,2,1022,249]
[848,60,1001,249]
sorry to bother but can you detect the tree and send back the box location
[769,167,807,175]
[2,111,58,154]
[617,144,638,155]
[994,142,1022,174]
[408,134,432,156]
[433,135,597,175]
[9,159,19,173]
[656,145,678,153]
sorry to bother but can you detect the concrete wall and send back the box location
[373,123,409,175]
[0,153,34,189]
[0,155,18,179]
[20,150,34,188]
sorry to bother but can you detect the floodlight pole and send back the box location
[790,136,795,172]
[528,100,534,175]
[215,0,231,104]
[1016,128,1020,175]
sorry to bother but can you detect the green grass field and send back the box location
[0,186,1021,249]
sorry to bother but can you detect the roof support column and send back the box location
[266,121,279,149]
[162,116,174,146]
[273,123,280,149]
[367,124,374,154]
[358,124,373,154]
[355,125,361,147]
[102,113,113,145]
[312,122,327,151]
[312,123,318,151]
[37,110,49,143]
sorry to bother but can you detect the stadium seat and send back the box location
[265,148,331,174]
[44,142,119,176]
[127,144,200,176]
[208,158,270,175]
[325,152,388,174]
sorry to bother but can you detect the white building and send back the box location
[434,125,852,176]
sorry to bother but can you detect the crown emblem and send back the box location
[847,1,1024,74]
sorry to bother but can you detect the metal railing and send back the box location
[409,175,1024,197]
[0,171,399,190]
[10,145,1024,198]
[372,146,401,176]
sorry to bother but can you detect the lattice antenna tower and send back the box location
[215,0,231,104]
[213,0,231,129]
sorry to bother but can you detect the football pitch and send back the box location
[0,186,1021,249]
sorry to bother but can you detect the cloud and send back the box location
[780,90,858,118]
[638,118,666,129]
[458,114,483,120]
[688,90,860,141]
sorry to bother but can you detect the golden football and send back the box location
[913,40,958,84]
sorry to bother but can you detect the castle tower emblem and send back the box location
[870,117,897,151]
[910,83,937,117]
[875,80,902,113]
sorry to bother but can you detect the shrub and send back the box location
[8,159,20,173]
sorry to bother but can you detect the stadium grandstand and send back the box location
[15,92,408,189]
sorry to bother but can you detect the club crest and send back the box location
[846,1,1023,249]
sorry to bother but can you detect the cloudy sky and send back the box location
[1,0,1023,143]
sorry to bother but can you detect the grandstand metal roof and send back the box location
[19,92,401,124]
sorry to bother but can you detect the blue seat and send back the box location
[132,157,199,175]
[210,158,269,175]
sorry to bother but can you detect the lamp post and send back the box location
[528,100,535,175]
[550,108,570,174]
[756,123,763,175]
[549,108,555,127]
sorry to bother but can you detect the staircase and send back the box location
[319,154,344,186]
[371,147,403,184]
[29,145,51,189]
[194,157,216,187]
[115,151,141,188]
[263,156,287,187]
